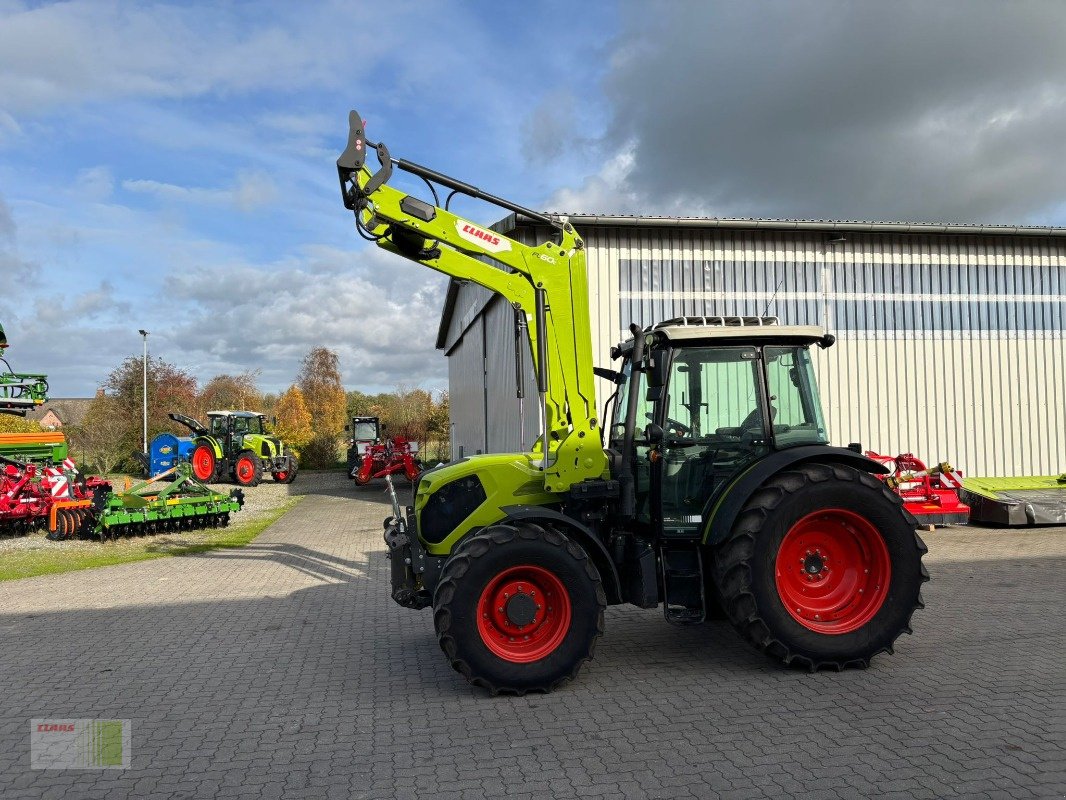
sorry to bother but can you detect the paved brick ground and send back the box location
[0,472,1063,800]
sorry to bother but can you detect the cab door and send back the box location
[655,346,771,538]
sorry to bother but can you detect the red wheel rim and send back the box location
[236,458,255,482]
[476,565,571,663]
[275,471,288,481]
[775,508,891,635]
[192,447,214,481]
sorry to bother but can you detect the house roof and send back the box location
[25,398,94,427]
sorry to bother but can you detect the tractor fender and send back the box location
[193,436,224,459]
[701,446,890,546]
[499,505,622,605]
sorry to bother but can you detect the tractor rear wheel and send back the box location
[433,522,606,695]
[712,462,928,670]
[191,445,216,482]
[233,451,262,487]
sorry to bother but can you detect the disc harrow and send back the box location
[47,464,245,541]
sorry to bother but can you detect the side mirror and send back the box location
[345,424,350,432]
[272,416,278,427]
[644,423,664,444]
[646,354,668,388]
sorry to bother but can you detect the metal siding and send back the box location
[447,314,485,459]
[485,297,530,453]
[594,227,1066,477]
[448,223,1066,477]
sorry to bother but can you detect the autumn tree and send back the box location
[297,348,346,436]
[104,354,199,464]
[296,348,346,468]
[426,390,450,461]
[0,414,42,434]
[271,385,313,451]
[67,394,127,475]
[198,372,262,415]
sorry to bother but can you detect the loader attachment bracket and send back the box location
[337,110,393,209]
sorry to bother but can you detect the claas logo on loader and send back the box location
[456,221,511,253]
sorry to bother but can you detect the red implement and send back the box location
[865,451,970,526]
[0,458,111,537]
[354,436,422,484]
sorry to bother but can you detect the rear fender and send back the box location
[499,505,622,605]
[701,446,890,545]
[194,436,224,459]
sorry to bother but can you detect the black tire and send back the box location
[232,450,262,487]
[433,522,606,695]
[712,462,928,671]
[273,454,298,484]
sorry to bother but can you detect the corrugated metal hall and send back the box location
[436,215,1066,477]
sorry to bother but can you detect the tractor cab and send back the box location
[347,416,381,447]
[208,410,266,444]
[346,416,382,480]
[609,317,834,538]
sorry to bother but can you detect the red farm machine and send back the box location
[346,415,422,484]
[865,451,970,526]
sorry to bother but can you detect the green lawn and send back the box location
[0,498,302,582]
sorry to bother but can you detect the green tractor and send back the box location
[170,411,298,487]
[337,110,928,694]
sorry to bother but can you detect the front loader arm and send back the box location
[337,111,606,492]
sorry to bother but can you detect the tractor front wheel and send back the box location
[191,445,216,482]
[433,522,606,695]
[233,451,262,487]
[273,464,298,484]
[712,462,928,670]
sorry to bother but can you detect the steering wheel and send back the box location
[644,412,692,436]
[664,416,691,436]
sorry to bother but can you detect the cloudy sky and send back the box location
[2,0,1065,397]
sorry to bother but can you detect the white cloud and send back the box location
[160,246,450,392]
[76,166,114,201]
[123,170,279,212]
[0,0,403,117]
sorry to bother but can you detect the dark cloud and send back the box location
[594,1,1066,223]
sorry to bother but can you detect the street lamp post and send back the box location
[138,329,149,454]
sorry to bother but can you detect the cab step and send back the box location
[659,545,706,625]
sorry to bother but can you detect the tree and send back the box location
[198,372,262,415]
[297,348,346,437]
[271,385,313,451]
[103,354,199,465]
[0,414,42,434]
[388,386,434,441]
[67,394,127,475]
[426,390,450,461]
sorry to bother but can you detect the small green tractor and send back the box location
[169,411,298,487]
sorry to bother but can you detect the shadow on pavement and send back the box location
[287,470,413,508]
[179,542,372,583]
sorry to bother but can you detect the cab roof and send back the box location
[614,316,831,354]
[207,410,264,418]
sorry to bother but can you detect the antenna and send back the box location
[761,279,785,317]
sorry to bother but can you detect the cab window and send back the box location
[764,346,829,447]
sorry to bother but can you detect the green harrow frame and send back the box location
[50,464,245,541]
